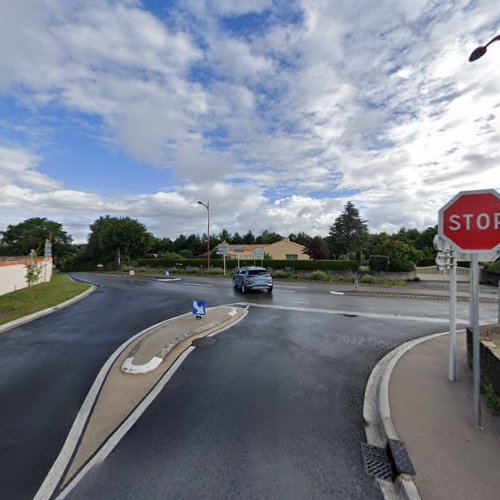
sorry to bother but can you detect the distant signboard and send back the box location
[234,245,245,253]
[217,243,229,256]
[253,248,264,259]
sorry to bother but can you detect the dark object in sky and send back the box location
[469,46,486,62]
[469,34,500,62]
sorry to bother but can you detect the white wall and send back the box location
[416,265,470,282]
[0,258,53,296]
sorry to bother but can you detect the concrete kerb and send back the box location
[346,290,496,303]
[121,307,239,374]
[0,282,96,335]
[364,330,452,500]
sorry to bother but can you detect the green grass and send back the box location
[482,381,500,415]
[0,272,91,326]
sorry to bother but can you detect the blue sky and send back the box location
[1,0,499,242]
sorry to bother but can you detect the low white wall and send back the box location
[0,258,53,296]
[416,265,470,283]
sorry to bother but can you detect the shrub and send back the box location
[310,270,328,281]
[360,274,378,284]
[160,251,184,259]
[482,381,500,415]
[369,255,388,272]
[388,260,415,272]
[486,261,500,274]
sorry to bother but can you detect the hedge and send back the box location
[134,258,360,271]
[388,260,415,272]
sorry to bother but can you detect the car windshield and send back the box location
[248,269,268,276]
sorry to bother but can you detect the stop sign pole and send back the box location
[438,189,500,429]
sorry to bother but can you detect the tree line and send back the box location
[0,202,438,270]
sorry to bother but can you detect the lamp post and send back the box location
[469,34,500,61]
[197,201,210,271]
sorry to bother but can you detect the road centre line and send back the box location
[244,302,467,324]
[183,282,214,287]
[272,289,296,293]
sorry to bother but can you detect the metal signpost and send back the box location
[253,247,264,267]
[438,189,500,429]
[434,236,457,382]
[217,243,229,276]
[234,244,244,270]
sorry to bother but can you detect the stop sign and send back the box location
[438,189,500,253]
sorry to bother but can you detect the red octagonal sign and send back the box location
[438,189,500,253]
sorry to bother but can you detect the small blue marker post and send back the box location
[192,300,206,319]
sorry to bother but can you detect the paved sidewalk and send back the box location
[390,331,500,500]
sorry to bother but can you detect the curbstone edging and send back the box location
[364,330,458,500]
[345,290,495,303]
[121,307,240,374]
[0,282,96,335]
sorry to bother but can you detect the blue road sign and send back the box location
[165,270,170,277]
[192,300,206,317]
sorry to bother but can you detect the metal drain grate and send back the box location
[191,337,216,347]
[360,443,393,481]
[387,439,415,475]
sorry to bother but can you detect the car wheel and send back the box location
[268,286,273,293]
[233,280,238,288]
[241,284,246,294]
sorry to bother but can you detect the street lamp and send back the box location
[197,200,210,271]
[469,34,500,62]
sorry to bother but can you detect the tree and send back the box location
[304,236,330,260]
[255,230,283,244]
[25,250,42,287]
[148,236,173,254]
[87,216,151,265]
[369,239,423,267]
[172,234,187,254]
[289,232,311,246]
[218,229,232,243]
[232,232,243,244]
[1,217,73,260]
[242,231,255,244]
[329,202,369,259]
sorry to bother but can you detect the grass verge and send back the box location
[0,272,91,326]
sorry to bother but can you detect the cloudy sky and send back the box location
[1,0,499,242]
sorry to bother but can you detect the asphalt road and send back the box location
[0,274,497,499]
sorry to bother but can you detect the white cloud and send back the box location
[1,0,500,242]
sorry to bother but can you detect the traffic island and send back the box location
[37,305,247,499]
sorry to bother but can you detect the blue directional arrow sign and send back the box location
[192,300,206,317]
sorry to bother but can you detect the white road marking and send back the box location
[183,282,214,287]
[244,302,468,324]
[272,289,296,293]
[289,300,312,304]
[329,291,345,295]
